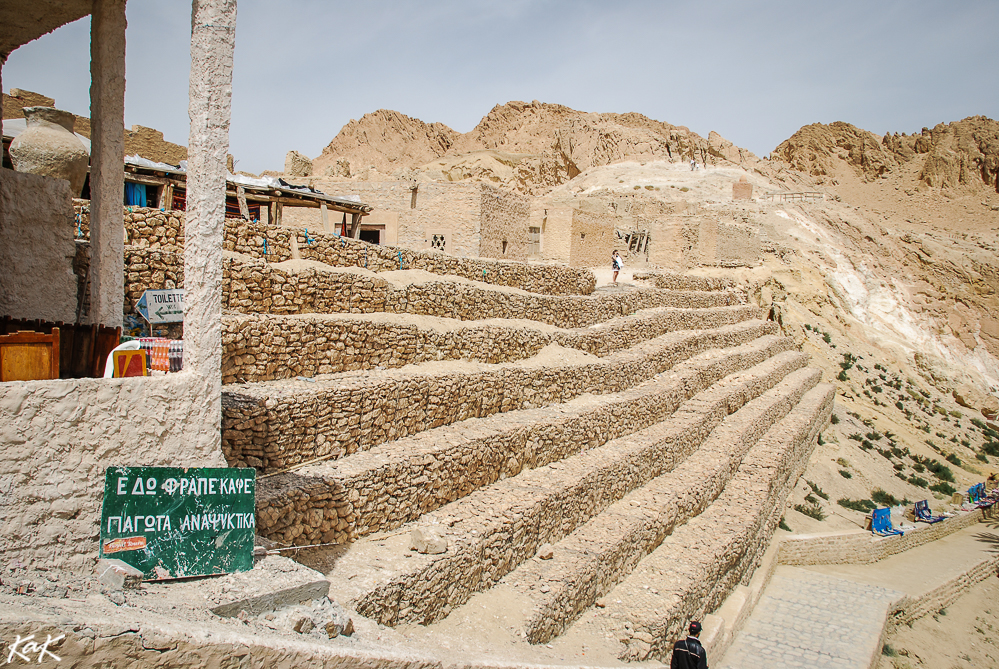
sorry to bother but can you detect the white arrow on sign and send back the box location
[137,289,186,324]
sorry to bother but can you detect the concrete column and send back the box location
[89,0,126,327]
[184,0,236,392]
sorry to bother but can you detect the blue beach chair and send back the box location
[913,500,944,524]
[871,507,904,536]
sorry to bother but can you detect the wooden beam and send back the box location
[275,201,284,227]
[350,212,362,239]
[124,173,171,187]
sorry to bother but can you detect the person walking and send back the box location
[612,250,623,284]
[670,621,708,669]
[690,158,697,171]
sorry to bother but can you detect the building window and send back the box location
[431,234,446,251]
[502,240,508,254]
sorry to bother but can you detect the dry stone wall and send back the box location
[79,205,596,295]
[221,305,761,383]
[611,383,834,662]
[220,254,742,326]
[336,358,817,629]
[252,325,787,546]
[225,320,779,474]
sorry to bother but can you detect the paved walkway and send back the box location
[719,522,998,669]
[718,567,900,669]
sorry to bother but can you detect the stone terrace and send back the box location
[115,210,833,663]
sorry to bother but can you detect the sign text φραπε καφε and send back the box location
[100,466,255,580]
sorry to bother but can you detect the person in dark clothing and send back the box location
[670,621,708,669]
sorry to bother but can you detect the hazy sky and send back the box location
[4,0,997,174]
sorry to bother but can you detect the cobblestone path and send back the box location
[719,566,902,669]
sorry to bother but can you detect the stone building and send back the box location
[282,179,532,260]
[532,206,616,267]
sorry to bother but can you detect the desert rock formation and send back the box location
[313,101,720,194]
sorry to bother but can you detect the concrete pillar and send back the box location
[184,0,236,393]
[89,0,126,327]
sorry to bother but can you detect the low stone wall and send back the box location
[219,254,744,326]
[891,551,999,627]
[221,305,762,383]
[633,271,735,292]
[255,335,798,548]
[223,321,781,474]
[776,509,984,566]
[85,206,596,296]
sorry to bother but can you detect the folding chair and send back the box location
[871,507,904,536]
[913,500,944,524]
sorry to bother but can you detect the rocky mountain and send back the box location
[312,101,727,193]
[312,109,460,178]
[773,116,999,192]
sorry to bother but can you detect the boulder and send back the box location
[410,526,447,554]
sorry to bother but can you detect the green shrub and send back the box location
[822,332,832,344]
[896,401,904,410]
[867,431,883,441]
[982,442,999,457]
[976,453,988,462]
[908,475,928,488]
[679,186,689,192]
[831,414,840,424]
[945,453,961,466]
[778,517,791,531]
[971,418,987,430]
[838,498,876,513]
[930,481,957,495]
[806,480,829,500]
[871,489,900,507]
[849,433,863,441]
[893,462,905,471]
[839,469,853,479]
[794,502,826,521]
[837,370,849,382]
[949,410,962,418]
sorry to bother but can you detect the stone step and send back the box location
[563,383,835,663]
[510,367,821,644]
[222,254,746,326]
[326,351,811,627]
[222,304,763,383]
[256,334,799,546]
[223,319,777,473]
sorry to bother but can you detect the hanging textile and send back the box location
[124,182,147,207]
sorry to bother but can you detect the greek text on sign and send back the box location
[100,466,255,580]
[135,288,185,323]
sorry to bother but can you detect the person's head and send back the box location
[688,621,701,636]
[613,249,619,255]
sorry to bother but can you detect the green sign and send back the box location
[100,466,256,580]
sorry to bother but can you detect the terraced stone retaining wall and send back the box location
[254,332,793,549]
[633,271,735,292]
[224,321,779,475]
[221,305,762,383]
[103,206,596,295]
[632,383,834,662]
[220,255,743,325]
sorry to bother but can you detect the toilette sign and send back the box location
[100,466,256,580]
[135,289,185,323]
